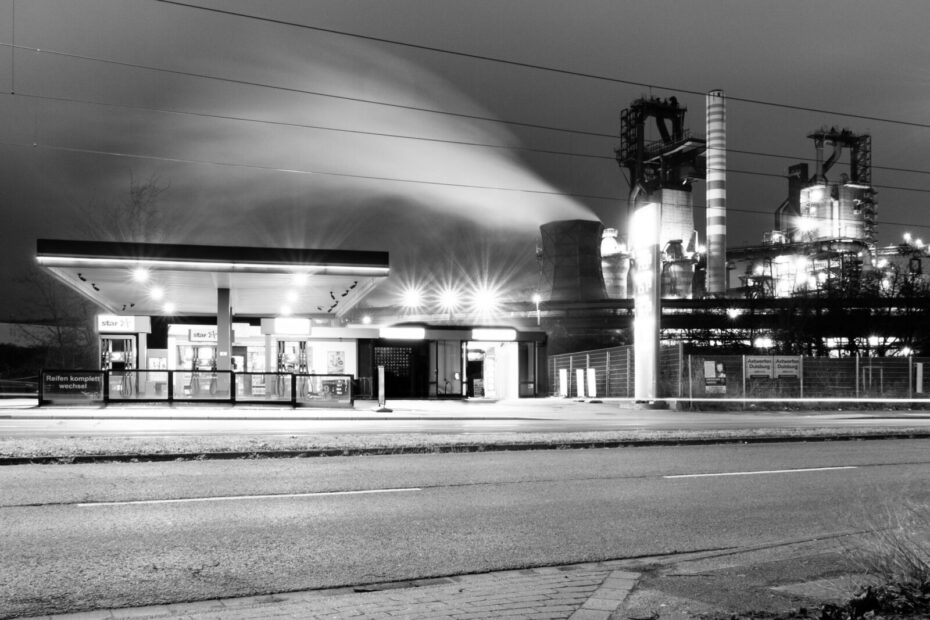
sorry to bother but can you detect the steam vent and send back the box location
[539,220,608,302]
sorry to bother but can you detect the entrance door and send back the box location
[429,340,463,398]
[374,343,428,398]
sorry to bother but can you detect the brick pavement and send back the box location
[27,562,640,620]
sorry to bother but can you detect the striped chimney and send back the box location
[705,89,727,295]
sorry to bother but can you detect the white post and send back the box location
[586,368,597,399]
[373,365,392,412]
[377,365,386,407]
[558,368,569,397]
[742,355,747,399]
[576,369,586,399]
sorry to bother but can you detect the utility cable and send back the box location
[6,90,930,189]
[3,138,929,233]
[4,41,930,180]
[157,0,930,132]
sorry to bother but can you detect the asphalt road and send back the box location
[2,439,929,618]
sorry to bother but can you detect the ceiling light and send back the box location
[132,267,149,282]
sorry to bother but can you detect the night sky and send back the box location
[3,0,930,319]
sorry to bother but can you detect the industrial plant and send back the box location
[535,90,930,358]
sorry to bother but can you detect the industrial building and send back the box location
[532,90,930,357]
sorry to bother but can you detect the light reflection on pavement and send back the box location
[2,397,930,436]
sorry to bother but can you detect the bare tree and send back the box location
[75,172,174,243]
[14,173,173,374]
[15,267,96,370]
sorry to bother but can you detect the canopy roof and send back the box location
[36,239,390,318]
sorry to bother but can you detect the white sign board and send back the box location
[746,356,774,378]
[774,356,801,378]
[97,315,150,333]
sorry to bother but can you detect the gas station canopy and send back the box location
[36,239,390,318]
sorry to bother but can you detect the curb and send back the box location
[4,430,930,466]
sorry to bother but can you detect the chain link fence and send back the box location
[548,347,930,401]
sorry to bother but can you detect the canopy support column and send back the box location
[217,287,232,371]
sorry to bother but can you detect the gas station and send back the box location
[35,239,546,405]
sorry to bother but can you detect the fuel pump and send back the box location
[276,340,309,396]
[100,337,136,396]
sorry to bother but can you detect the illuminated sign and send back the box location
[380,326,425,340]
[189,328,218,342]
[98,315,135,332]
[471,328,516,341]
[272,317,311,335]
[97,315,150,333]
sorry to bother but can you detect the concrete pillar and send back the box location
[216,288,232,371]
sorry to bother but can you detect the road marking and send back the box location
[664,466,857,479]
[77,487,422,507]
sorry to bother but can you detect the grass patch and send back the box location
[828,500,930,619]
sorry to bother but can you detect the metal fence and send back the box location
[39,369,355,407]
[548,348,930,401]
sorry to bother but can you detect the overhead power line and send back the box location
[6,90,930,190]
[4,38,930,179]
[4,5,930,207]
[157,0,930,132]
[3,138,929,233]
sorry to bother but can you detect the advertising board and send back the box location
[41,371,104,403]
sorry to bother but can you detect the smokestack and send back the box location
[539,220,608,302]
[705,90,727,295]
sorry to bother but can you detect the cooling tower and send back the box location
[601,228,631,299]
[705,89,727,295]
[540,220,608,301]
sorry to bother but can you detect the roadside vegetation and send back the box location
[708,500,930,620]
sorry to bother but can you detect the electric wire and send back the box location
[6,90,930,194]
[4,39,930,180]
[4,138,928,233]
[157,0,930,132]
[2,5,930,228]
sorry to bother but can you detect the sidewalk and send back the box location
[24,562,639,620]
[5,395,930,421]
[4,397,930,464]
[23,536,870,620]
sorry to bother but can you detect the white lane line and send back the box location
[77,487,421,507]
[664,466,857,479]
